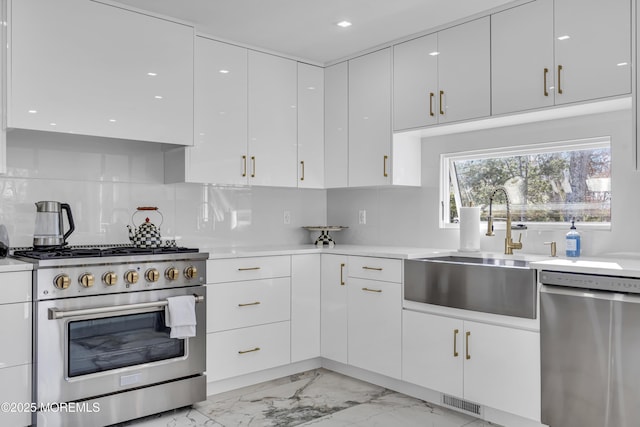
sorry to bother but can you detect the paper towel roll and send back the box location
[459,207,481,252]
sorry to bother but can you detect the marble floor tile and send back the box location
[123,369,501,427]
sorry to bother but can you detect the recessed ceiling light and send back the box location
[617,62,628,67]
[109,119,117,123]
[557,35,570,41]
[50,123,56,126]
[147,72,157,76]
[429,51,440,56]
[336,20,352,28]
[154,95,163,99]
[219,69,230,74]
[28,109,37,114]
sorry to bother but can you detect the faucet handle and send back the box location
[544,241,557,257]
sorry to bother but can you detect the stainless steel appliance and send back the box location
[540,270,640,427]
[33,201,75,248]
[13,245,208,427]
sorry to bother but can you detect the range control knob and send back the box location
[53,274,71,290]
[165,267,179,281]
[79,273,95,288]
[184,265,198,279]
[103,272,118,286]
[145,268,160,283]
[125,270,139,284]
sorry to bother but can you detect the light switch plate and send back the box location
[358,210,366,225]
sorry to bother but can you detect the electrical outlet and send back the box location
[358,210,367,225]
[283,210,291,225]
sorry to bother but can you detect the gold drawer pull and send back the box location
[466,331,471,360]
[453,329,459,357]
[340,263,346,286]
[362,287,382,293]
[238,301,261,307]
[429,92,435,117]
[238,267,261,271]
[439,90,445,115]
[238,347,261,355]
[543,68,549,97]
[300,160,305,181]
[557,65,563,95]
[383,155,389,177]
[362,266,383,271]
[242,155,247,177]
[251,156,256,178]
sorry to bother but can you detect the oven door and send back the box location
[35,286,206,405]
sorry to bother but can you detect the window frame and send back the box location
[439,136,612,231]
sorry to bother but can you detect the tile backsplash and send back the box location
[1,129,326,248]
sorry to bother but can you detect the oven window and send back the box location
[68,311,185,377]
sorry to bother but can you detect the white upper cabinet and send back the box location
[248,51,298,187]
[178,37,248,185]
[324,62,349,188]
[349,48,392,187]
[297,64,325,189]
[393,17,490,131]
[9,0,194,145]
[491,0,555,115]
[554,0,631,105]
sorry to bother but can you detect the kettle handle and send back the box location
[61,203,75,243]
[132,208,163,228]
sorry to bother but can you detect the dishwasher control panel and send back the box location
[540,270,640,294]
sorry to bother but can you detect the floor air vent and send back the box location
[441,394,481,416]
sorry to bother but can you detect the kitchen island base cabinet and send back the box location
[206,321,291,382]
[402,310,541,422]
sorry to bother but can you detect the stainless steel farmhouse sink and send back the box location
[404,256,537,319]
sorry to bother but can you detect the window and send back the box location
[440,137,611,228]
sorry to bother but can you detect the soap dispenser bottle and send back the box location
[565,218,581,257]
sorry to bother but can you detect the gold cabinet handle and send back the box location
[362,266,383,271]
[238,301,261,307]
[242,155,247,177]
[383,155,389,177]
[251,156,256,177]
[340,263,346,286]
[362,287,382,293]
[238,347,260,354]
[557,65,563,94]
[429,92,435,116]
[543,68,549,97]
[238,267,261,271]
[465,331,471,360]
[300,160,305,181]
[453,329,459,357]
[439,90,445,115]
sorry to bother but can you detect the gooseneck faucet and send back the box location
[486,187,523,255]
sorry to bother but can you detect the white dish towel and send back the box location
[165,295,197,339]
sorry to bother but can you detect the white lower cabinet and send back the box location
[0,271,31,427]
[320,254,348,364]
[402,310,541,421]
[347,277,401,379]
[291,254,321,362]
[206,321,291,382]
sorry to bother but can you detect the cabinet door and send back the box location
[438,17,490,124]
[463,321,540,421]
[320,254,348,363]
[393,34,439,130]
[10,0,194,145]
[191,37,248,185]
[347,278,401,379]
[248,51,298,187]
[0,365,31,427]
[348,48,392,187]
[324,62,349,188]
[0,302,31,367]
[491,0,555,115]
[298,64,324,188]
[554,0,631,104]
[402,310,463,396]
[291,254,321,362]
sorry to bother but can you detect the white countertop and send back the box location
[0,257,33,273]
[531,254,640,277]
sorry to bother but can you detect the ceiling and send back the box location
[112,0,518,65]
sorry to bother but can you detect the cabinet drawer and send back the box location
[206,278,291,333]
[0,364,31,427]
[0,272,32,304]
[348,256,402,283]
[207,256,291,283]
[206,321,291,381]
[0,302,31,367]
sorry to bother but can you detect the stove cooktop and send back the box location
[12,245,199,260]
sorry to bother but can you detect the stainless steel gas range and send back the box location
[13,245,208,427]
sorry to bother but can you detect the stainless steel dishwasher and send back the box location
[540,270,640,427]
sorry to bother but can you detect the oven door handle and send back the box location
[48,294,205,320]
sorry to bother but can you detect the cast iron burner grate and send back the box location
[12,245,199,260]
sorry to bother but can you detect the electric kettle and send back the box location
[33,201,75,248]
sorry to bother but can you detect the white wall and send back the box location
[328,109,638,256]
[0,130,326,248]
